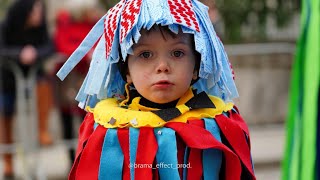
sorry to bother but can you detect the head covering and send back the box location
[57,0,238,109]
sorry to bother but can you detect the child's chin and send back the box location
[152,98,176,104]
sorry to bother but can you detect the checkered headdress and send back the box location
[57,0,238,109]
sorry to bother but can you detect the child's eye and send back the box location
[139,51,152,59]
[172,50,184,58]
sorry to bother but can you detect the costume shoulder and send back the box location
[69,97,255,180]
[214,107,254,179]
[89,91,235,129]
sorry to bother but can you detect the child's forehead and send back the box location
[139,26,193,41]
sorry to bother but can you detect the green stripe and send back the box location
[282,3,307,180]
[301,0,320,178]
[282,0,320,179]
[290,114,302,180]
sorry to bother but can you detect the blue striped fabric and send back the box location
[129,128,139,180]
[203,118,222,180]
[154,127,180,179]
[99,129,123,180]
[183,147,190,180]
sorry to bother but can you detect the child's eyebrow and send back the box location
[131,34,191,50]
[172,40,191,46]
[167,39,192,48]
[132,41,189,51]
[136,38,190,46]
[132,43,149,50]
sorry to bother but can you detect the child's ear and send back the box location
[126,73,133,83]
[192,70,198,80]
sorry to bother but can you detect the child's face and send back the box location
[126,27,198,104]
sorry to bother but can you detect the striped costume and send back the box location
[69,88,255,180]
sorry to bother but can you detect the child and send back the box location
[57,0,255,179]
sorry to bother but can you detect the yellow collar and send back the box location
[88,88,233,128]
[127,87,194,111]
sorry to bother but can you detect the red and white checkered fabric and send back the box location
[167,0,200,32]
[120,0,143,43]
[104,0,126,58]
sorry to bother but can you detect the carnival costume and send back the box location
[57,0,256,179]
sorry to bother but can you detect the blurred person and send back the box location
[0,0,54,178]
[53,4,104,167]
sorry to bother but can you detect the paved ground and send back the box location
[0,108,285,180]
[251,124,284,180]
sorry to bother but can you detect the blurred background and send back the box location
[0,0,300,179]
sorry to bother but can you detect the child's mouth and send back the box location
[155,80,171,85]
[154,80,173,88]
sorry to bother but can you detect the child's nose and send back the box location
[156,58,170,73]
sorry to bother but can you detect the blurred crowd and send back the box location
[0,0,104,179]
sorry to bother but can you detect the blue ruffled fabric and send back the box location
[56,0,238,109]
[95,118,223,180]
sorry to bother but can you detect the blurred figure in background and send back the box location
[0,0,54,178]
[53,2,104,167]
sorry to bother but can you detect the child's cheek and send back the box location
[143,73,151,80]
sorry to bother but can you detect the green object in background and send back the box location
[0,0,12,20]
[215,0,298,43]
[282,0,320,179]
[99,0,118,10]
